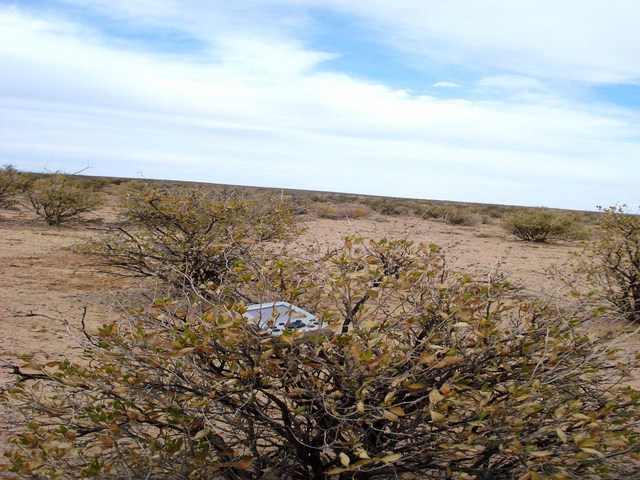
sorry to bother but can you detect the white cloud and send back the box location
[0,4,639,210]
[314,0,640,84]
[45,1,640,84]
[475,75,545,92]
[433,81,461,88]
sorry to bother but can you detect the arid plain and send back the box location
[2,183,639,462]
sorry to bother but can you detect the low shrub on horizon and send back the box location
[502,207,585,242]
[312,202,371,219]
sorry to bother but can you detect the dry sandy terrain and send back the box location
[2,191,639,462]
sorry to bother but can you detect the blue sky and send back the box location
[1,1,639,210]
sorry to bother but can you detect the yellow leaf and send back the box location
[433,356,463,369]
[419,352,436,365]
[325,467,348,475]
[571,413,591,421]
[556,428,567,443]
[452,322,471,329]
[339,452,350,467]
[388,406,405,417]
[168,347,195,358]
[580,447,604,457]
[430,410,446,423]
[355,448,370,459]
[193,429,210,440]
[554,406,566,419]
[279,333,294,346]
[529,450,552,458]
[429,388,445,405]
[380,453,402,464]
[357,401,365,414]
[383,410,399,422]
[604,436,629,448]
[509,439,522,452]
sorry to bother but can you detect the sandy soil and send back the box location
[300,215,576,297]
[2,194,639,460]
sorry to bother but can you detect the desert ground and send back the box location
[2,184,639,464]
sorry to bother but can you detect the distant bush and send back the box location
[27,173,102,225]
[313,202,370,219]
[314,203,339,218]
[442,209,478,226]
[74,176,114,191]
[0,164,20,207]
[502,208,583,242]
[420,205,478,226]
[576,205,640,322]
[82,183,297,291]
[477,204,507,220]
[5,237,640,478]
[364,198,410,216]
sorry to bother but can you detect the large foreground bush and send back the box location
[5,238,640,479]
[82,183,297,291]
[576,205,640,322]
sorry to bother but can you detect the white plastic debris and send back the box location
[243,302,328,337]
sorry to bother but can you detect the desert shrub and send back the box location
[364,198,409,216]
[477,204,507,220]
[5,238,640,479]
[502,208,583,242]
[313,202,370,219]
[27,173,102,225]
[289,194,313,215]
[343,205,370,218]
[443,210,478,226]
[14,171,39,193]
[313,203,340,218]
[0,163,20,207]
[74,176,114,191]
[575,205,640,322]
[82,183,297,290]
[421,204,448,220]
[420,205,477,226]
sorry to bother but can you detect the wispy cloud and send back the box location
[317,0,640,84]
[433,81,461,89]
[0,2,639,209]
